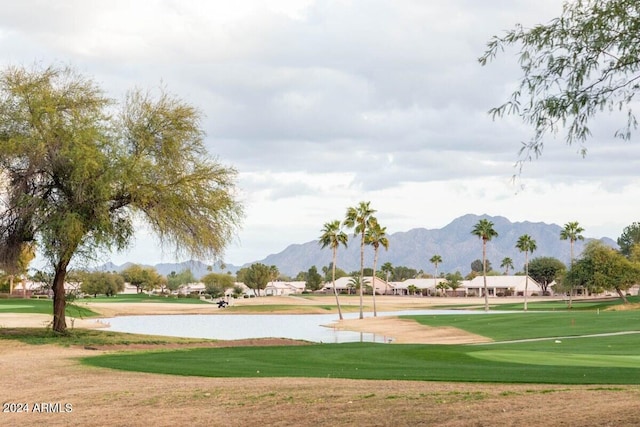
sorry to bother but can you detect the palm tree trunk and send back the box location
[482,240,489,311]
[568,239,574,309]
[523,252,529,311]
[433,264,437,293]
[372,247,378,317]
[359,230,364,319]
[332,248,343,320]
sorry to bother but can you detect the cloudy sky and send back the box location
[2,1,639,268]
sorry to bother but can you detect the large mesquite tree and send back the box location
[0,65,243,333]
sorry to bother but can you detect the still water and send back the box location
[105,310,489,344]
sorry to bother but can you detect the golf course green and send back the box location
[80,307,640,384]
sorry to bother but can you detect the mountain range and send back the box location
[101,214,617,279]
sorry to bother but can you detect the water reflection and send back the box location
[105,310,488,344]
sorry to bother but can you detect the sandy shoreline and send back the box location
[327,316,491,344]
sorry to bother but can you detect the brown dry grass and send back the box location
[3,295,640,426]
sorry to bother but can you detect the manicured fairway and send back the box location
[78,294,211,304]
[82,310,640,385]
[403,310,640,341]
[0,298,97,317]
[82,335,640,384]
[470,349,640,368]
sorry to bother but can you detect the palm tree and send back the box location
[560,221,585,308]
[471,219,498,311]
[269,265,279,283]
[348,276,370,294]
[429,254,443,291]
[381,262,394,284]
[365,218,389,317]
[560,221,585,265]
[319,220,348,320]
[516,234,537,311]
[500,257,514,275]
[343,201,376,319]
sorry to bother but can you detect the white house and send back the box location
[390,278,449,296]
[264,281,306,296]
[321,276,391,295]
[464,275,546,297]
[177,282,206,295]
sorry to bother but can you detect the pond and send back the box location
[105,310,491,344]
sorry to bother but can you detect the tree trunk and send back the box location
[616,287,629,304]
[372,248,378,317]
[359,230,364,320]
[482,240,489,312]
[332,248,343,320]
[52,260,70,333]
[523,253,529,311]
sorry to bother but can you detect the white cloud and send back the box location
[3,0,637,269]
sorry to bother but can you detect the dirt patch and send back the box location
[2,341,639,426]
[327,316,491,344]
[80,337,309,351]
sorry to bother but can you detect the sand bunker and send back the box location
[327,316,492,344]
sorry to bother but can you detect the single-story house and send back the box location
[464,275,546,297]
[10,280,81,297]
[265,281,306,296]
[321,276,391,295]
[390,278,449,296]
[177,282,206,295]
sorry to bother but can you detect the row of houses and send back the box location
[10,274,638,299]
[318,275,554,297]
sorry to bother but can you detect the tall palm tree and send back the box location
[560,221,584,308]
[471,219,498,311]
[429,254,443,291]
[319,220,348,320]
[269,265,279,283]
[343,201,376,319]
[365,218,389,317]
[560,221,585,265]
[516,234,537,311]
[381,262,394,284]
[500,257,514,275]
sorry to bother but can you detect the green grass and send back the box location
[403,310,640,341]
[80,309,640,384]
[80,293,210,304]
[488,296,640,311]
[82,333,640,384]
[0,298,98,317]
[2,297,637,384]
